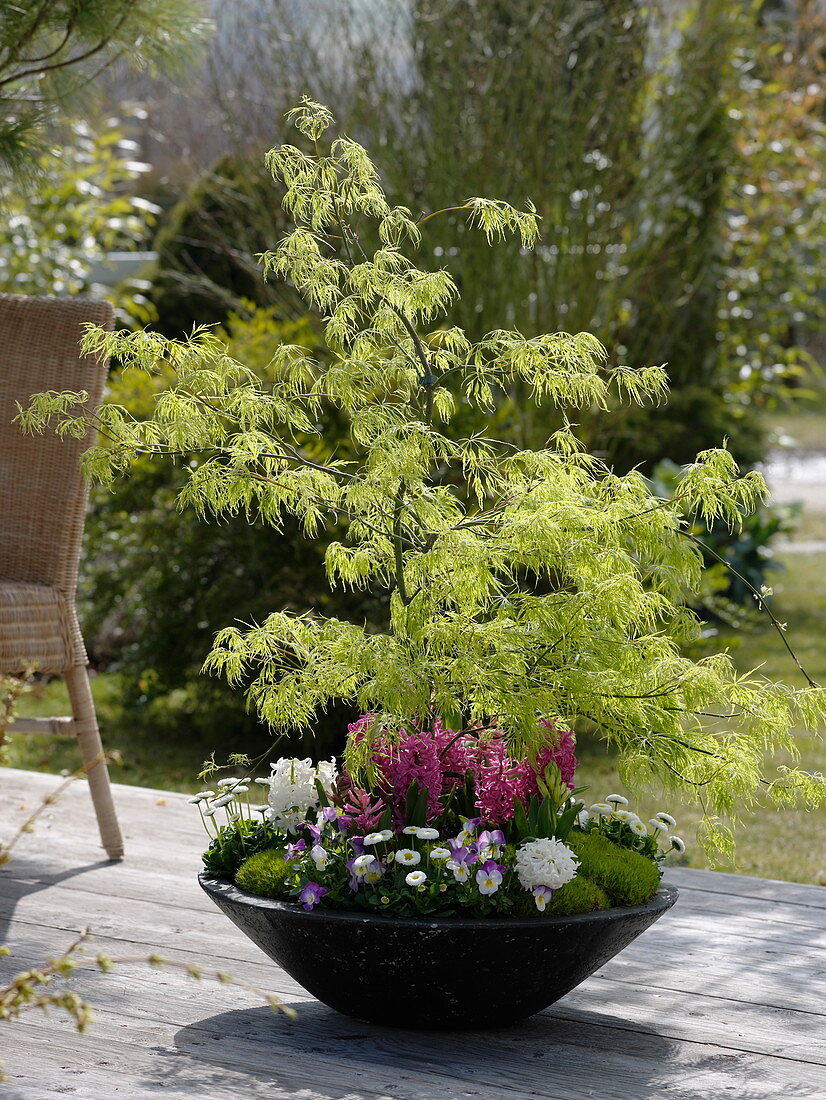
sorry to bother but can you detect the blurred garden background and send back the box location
[2,0,825,882]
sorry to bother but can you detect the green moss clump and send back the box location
[544,875,612,916]
[567,832,660,907]
[235,848,293,899]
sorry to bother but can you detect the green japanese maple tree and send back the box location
[21,99,825,850]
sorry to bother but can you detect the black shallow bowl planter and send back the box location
[199,874,678,1029]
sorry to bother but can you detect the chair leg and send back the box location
[64,665,124,859]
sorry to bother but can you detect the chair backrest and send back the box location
[0,293,113,593]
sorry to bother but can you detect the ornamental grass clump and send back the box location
[19,97,825,872]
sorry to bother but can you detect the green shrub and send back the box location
[568,833,661,907]
[149,154,303,338]
[235,848,293,899]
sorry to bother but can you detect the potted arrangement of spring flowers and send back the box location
[21,98,825,1027]
[193,726,681,1026]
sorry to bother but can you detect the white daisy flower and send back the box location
[377,828,394,841]
[402,825,420,836]
[589,803,612,816]
[605,794,629,807]
[655,812,677,828]
[416,827,439,840]
[187,791,215,804]
[211,792,235,808]
[363,832,387,846]
[670,836,687,854]
[429,847,451,861]
[648,818,669,833]
[405,870,427,887]
[629,819,648,837]
[395,849,421,867]
[614,809,641,825]
[353,854,377,874]
[217,777,242,788]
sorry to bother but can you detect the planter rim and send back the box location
[199,872,678,930]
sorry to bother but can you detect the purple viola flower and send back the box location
[476,863,503,895]
[345,856,361,892]
[477,829,505,853]
[319,806,340,827]
[299,821,321,844]
[449,845,479,867]
[464,817,482,833]
[479,857,505,877]
[299,882,328,911]
[349,835,366,857]
[532,885,554,912]
[284,839,307,861]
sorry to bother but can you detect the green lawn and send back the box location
[5,550,826,885]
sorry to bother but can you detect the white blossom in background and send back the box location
[515,838,580,892]
[266,757,337,833]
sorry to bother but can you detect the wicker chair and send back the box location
[0,292,124,858]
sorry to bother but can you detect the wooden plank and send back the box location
[667,866,826,909]
[7,970,826,1100]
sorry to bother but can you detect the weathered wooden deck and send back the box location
[1,766,824,1099]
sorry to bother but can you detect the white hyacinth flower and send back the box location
[515,838,579,891]
[266,756,338,834]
